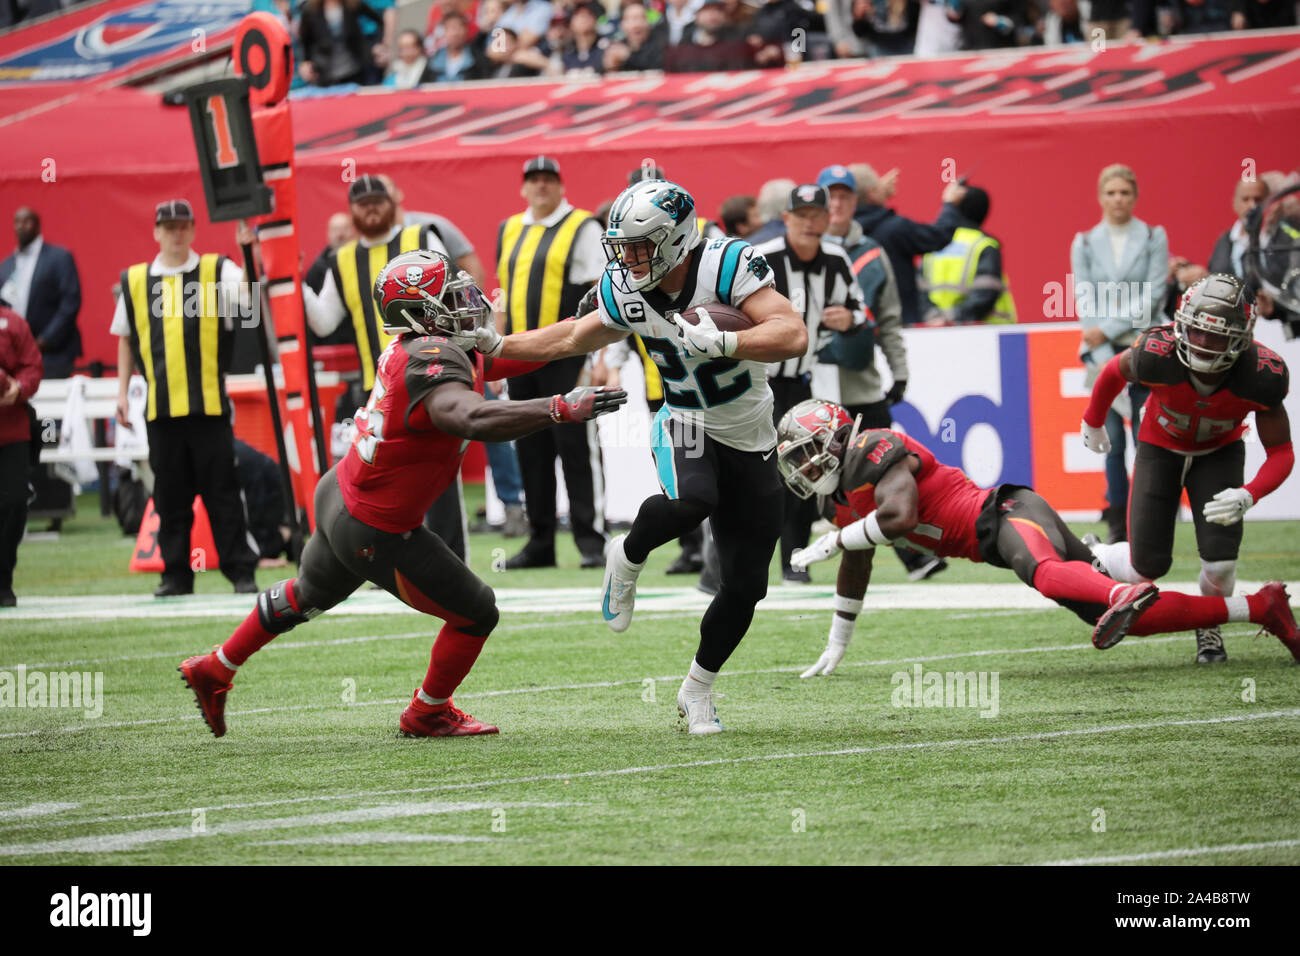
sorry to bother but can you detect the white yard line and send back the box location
[1034,838,1300,866]
[6,709,1297,840]
[0,801,575,857]
[0,802,79,821]
[250,832,497,846]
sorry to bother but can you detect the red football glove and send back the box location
[550,386,628,423]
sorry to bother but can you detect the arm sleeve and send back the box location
[109,293,129,338]
[873,252,908,381]
[896,204,960,257]
[1083,354,1127,427]
[430,215,474,262]
[220,258,250,333]
[303,269,346,338]
[953,245,1001,325]
[39,249,81,350]
[727,242,777,306]
[484,355,547,381]
[12,315,43,399]
[1244,441,1294,502]
[568,218,607,286]
[596,271,629,331]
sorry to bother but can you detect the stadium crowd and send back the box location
[240,0,1300,88]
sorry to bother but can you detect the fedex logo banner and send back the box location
[0,0,245,83]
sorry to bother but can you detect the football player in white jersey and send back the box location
[478,179,806,734]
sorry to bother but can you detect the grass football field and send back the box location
[1,493,1298,865]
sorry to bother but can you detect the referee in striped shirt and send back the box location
[754,184,868,583]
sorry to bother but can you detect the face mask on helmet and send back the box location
[602,182,700,293]
[775,400,855,500]
[1173,273,1254,374]
[374,251,490,349]
[1245,183,1300,317]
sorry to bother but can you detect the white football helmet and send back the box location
[602,180,700,293]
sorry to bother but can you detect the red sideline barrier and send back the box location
[2,30,1298,374]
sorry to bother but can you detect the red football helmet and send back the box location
[775,399,858,499]
[373,250,489,347]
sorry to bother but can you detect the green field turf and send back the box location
[1,494,1297,865]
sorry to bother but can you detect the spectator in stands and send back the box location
[385,28,436,87]
[853,164,965,326]
[1035,0,1084,44]
[556,2,608,73]
[920,186,1016,325]
[112,200,261,597]
[747,177,797,245]
[826,0,867,57]
[298,0,386,87]
[0,301,41,607]
[1208,178,1270,279]
[749,0,817,66]
[428,12,487,80]
[669,0,755,70]
[604,2,668,71]
[496,0,556,49]
[718,0,755,30]
[850,0,919,56]
[1231,0,1296,28]
[954,0,1022,48]
[485,26,543,76]
[1069,163,1167,544]
[1137,0,1230,33]
[514,9,575,72]
[664,0,703,43]
[427,0,482,51]
[0,208,82,380]
[1084,0,1130,39]
[720,195,763,238]
[473,0,509,56]
[913,0,962,55]
[359,0,399,82]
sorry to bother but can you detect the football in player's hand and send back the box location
[675,303,754,332]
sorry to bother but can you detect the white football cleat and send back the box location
[600,534,644,633]
[677,682,723,735]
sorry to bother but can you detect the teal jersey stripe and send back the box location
[716,240,744,304]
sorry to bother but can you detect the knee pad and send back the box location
[1198,559,1236,597]
[257,578,321,635]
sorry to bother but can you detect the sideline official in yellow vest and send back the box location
[302,174,452,392]
[920,187,1017,325]
[112,199,260,598]
[496,155,608,570]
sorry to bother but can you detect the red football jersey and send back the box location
[338,334,479,533]
[829,429,989,562]
[1131,326,1289,453]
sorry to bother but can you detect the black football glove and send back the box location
[885,379,907,406]
[551,386,628,423]
[576,285,599,318]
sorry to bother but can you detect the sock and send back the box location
[1226,596,1250,623]
[683,659,718,696]
[1128,593,1229,636]
[1093,541,1148,584]
[625,495,708,565]
[1033,559,1116,606]
[414,688,448,711]
[220,606,276,671]
[420,623,489,701]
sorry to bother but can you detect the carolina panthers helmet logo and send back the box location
[652,187,693,224]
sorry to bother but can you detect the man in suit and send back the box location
[1208,178,1270,280]
[0,208,82,379]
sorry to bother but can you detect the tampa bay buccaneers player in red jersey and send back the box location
[1082,273,1294,663]
[178,251,626,737]
[773,399,1299,675]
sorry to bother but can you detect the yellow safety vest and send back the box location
[120,253,232,422]
[332,224,429,391]
[921,226,1017,323]
[496,208,594,335]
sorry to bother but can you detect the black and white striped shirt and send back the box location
[752,233,867,379]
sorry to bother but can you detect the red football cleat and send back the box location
[179,651,233,738]
[399,697,499,737]
[1255,582,1300,662]
[1093,581,1160,650]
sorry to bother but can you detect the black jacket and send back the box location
[0,240,81,375]
[1207,229,1239,278]
[298,1,385,85]
[856,202,961,326]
